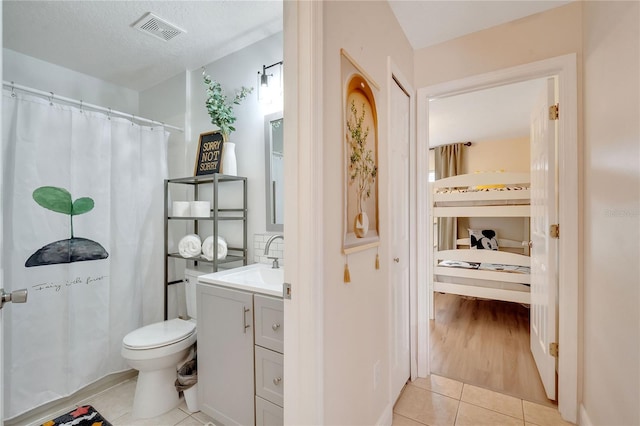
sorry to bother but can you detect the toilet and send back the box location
[121,269,201,419]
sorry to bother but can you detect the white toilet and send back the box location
[121,269,201,419]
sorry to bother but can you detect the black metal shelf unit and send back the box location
[163,174,248,319]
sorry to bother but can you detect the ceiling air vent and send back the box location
[133,12,186,42]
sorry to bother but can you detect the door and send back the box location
[390,76,411,402]
[197,284,255,425]
[529,77,558,400]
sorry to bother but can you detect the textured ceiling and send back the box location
[388,0,574,49]
[3,1,566,141]
[429,78,548,147]
[3,1,574,92]
[3,1,283,91]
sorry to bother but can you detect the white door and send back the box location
[529,77,558,400]
[389,76,411,402]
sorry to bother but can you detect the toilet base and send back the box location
[132,366,180,419]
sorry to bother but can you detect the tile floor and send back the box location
[29,374,573,426]
[393,375,575,426]
[29,378,216,426]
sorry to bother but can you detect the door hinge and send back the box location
[549,104,559,120]
[283,282,291,300]
[550,224,560,239]
[549,342,559,358]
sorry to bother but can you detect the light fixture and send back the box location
[257,61,284,106]
[258,61,283,88]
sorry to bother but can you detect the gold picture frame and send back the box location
[341,49,380,254]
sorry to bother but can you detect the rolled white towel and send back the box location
[202,236,227,260]
[178,234,202,258]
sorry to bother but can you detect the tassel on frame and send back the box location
[375,250,380,270]
[344,260,351,283]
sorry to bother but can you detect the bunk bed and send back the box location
[429,172,531,318]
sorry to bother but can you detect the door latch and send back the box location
[0,288,28,309]
[283,282,291,300]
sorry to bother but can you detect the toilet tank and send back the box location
[184,268,206,320]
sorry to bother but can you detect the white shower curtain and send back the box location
[2,91,168,419]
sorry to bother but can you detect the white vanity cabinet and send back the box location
[197,284,284,426]
[197,283,255,426]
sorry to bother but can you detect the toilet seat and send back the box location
[123,318,196,350]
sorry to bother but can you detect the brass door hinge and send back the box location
[549,104,559,120]
[550,342,559,358]
[550,224,560,239]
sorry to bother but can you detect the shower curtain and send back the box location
[2,91,168,419]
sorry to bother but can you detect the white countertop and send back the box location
[198,263,284,298]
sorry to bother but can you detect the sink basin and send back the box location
[198,263,284,297]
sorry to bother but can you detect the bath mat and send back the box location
[41,405,112,426]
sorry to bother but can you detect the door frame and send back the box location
[386,57,418,395]
[416,53,578,423]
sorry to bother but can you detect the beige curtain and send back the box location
[435,143,464,250]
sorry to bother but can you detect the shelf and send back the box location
[168,216,246,221]
[164,174,248,319]
[167,253,246,264]
[167,174,247,185]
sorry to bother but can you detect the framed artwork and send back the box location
[194,131,224,176]
[341,49,380,254]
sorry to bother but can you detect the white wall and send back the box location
[189,32,284,265]
[322,2,413,423]
[414,2,640,423]
[582,2,640,424]
[3,48,138,113]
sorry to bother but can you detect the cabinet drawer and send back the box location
[254,294,284,353]
[256,396,283,426]
[255,346,284,407]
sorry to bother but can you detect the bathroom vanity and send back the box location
[197,264,284,425]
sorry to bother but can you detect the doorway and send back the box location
[416,54,579,423]
[426,76,553,405]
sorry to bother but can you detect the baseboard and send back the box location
[4,369,137,426]
[376,402,393,426]
[579,403,593,426]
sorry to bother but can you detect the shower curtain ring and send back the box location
[131,114,135,126]
[10,82,16,98]
[107,107,112,120]
[80,100,84,113]
[49,92,54,106]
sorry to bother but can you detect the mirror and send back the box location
[265,112,284,232]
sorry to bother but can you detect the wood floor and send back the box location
[430,292,555,407]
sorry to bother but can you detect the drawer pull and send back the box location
[243,306,251,333]
[272,323,281,331]
[273,377,282,386]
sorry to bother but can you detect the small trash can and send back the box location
[176,356,198,412]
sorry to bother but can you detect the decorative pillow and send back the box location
[469,229,498,250]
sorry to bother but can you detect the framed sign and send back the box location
[341,48,380,254]
[194,131,224,176]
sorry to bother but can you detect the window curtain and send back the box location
[2,91,168,419]
[435,143,464,250]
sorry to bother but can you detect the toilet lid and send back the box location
[123,318,196,350]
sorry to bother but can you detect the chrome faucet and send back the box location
[264,234,284,269]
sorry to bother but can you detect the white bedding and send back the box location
[434,186,530,206]
[438,259,531,275]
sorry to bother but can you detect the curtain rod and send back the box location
[3,81,184,133]
[429,141,472,150]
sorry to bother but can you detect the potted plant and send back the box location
[203,71,253,175]
[346,100,377,237]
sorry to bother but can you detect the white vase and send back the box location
[222,142,237,176]
[353,211,369,238]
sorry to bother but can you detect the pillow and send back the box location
[469,229,498,250]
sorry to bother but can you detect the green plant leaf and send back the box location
[72,197,94,216]
[33,186,72,215]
